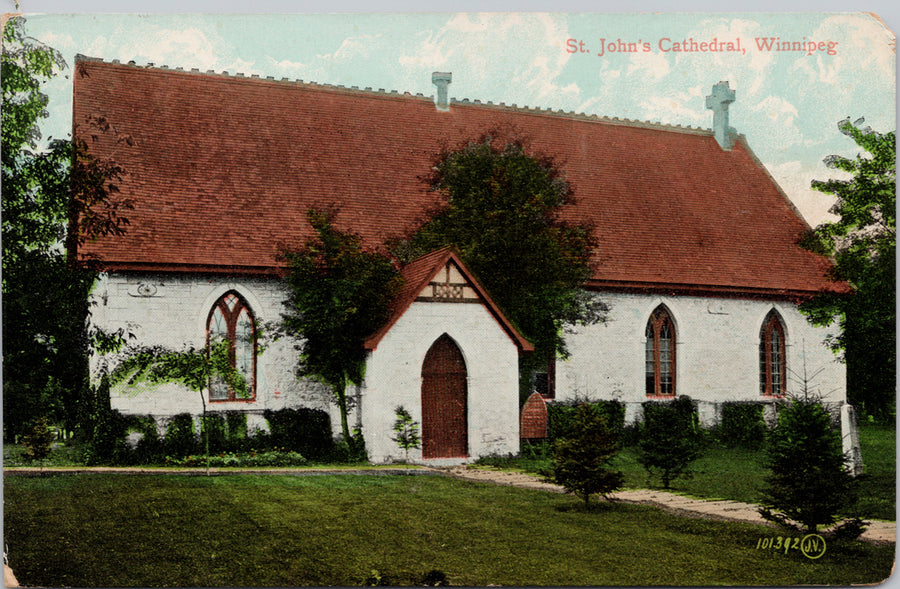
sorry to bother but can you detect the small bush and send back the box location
[81,378,133,465]
[133,416,164,463]
[225,411,248,448]
[391,406,420,461]
[637,396,703,489]
[758,396,858,532]
[163,413,198,457]
[201,413,227,453]
[716,402,767,449]
[165,449,308,468]
[330,427,367,463]
[264,407,334,459]
[547,399,625,442]
[23,417,55,463]
[543,403,625,506]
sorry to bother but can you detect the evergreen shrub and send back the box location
[330,427,368,463]
[543,403,625,505]
[225,411,248,448]
[637,396,703,488]
[547,399,625,442]
[264,407,334,459]
[132,416,164,463]
[759,396,861,534]
[201,413,227,453]
[716,402,767,449]
[163,413,198,458]
[23,416,55,463]
[81,377,133,465]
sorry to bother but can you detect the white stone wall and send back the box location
[91,273,337,434]
[91,274,847,458]
[361,301,522,464]
[556,292,847,425]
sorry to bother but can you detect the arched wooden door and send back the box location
[421,334,468,459]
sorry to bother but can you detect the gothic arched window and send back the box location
[207,291,256,401]
[645,305,676,397]
[760,310,786,397]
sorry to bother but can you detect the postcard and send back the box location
[3,10,895,587]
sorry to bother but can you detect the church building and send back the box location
[73,56,852,465]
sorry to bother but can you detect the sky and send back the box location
[8,8,897,227]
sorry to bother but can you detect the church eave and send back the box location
[90,260,286,278]
[585,278,851,302]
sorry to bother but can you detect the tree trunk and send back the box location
[335,382,351,441]
[200,389,209,476]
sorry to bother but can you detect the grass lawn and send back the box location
[856,424,897,520]
[3,473,895,587]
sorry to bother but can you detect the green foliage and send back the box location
[715,402,767,449]
[165,450,308,468]
[225,411,248,446]
[281,208,404,441]
[398,131,608,384]
[107,340,252,469]
[543,404,625,505]
[2,18,131,439]
[391,405,421,461]
[163,414,199,458]
[637,396,703,489]
[331,427,368,463]
[22,416,55,463]
[108,340,249,401]
[799,118,896,422]
[263,407,334,460]
[131,416,163,464]
[80,377,133,465]
[547,399,625,443]
[201,414,227,453]
[758,396,860,533]
[0,16,129,437]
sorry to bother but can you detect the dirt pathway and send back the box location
[438,466,896,544]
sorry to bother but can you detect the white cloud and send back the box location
[814,14,895,80]
[768,160,840,227]
[637,86,708,126]
[222,58,261,77]
[318,33,384,62]
[748,95,804,149]
[396,13,578,108]
[398,31,448,70]
[678,18,773,97]
[266,57,306,76]
[627,50,670,80]
[90,26,223,71]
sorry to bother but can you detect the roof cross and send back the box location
[705,81,736,150]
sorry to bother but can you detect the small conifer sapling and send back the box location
[391,406,421,462]
[543,403,625,506]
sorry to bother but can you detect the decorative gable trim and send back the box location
[364,248,533,353]
[415,259,480,303]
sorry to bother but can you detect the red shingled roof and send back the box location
[363,247,534,352]
[72,57,845,299]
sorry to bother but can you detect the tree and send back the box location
[542,403,625,506]
[758,396,859,533]
[107,340,250,473]
[799,118,896,422]
[391,406,421,462]
[398,131,607,393]
[281,208,404,442]
[2,17,130,439]
[636,396,703,489]
[22,416,55,468]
